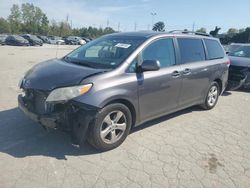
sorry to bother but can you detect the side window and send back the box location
[127,59,138,73]
[177,38,205,63]
[141,38,176,68]
[204,39,225,60]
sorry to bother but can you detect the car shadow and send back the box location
[0,108,98,160]
[0,106,203,160]
[236,87,250,93]
[131,106,203,133]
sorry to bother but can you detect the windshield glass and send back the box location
[14,35,25,40]
[64,35,145,69]
[228,46,250,58]
[30,35,40,40]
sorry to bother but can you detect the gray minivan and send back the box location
[18,31,229,150]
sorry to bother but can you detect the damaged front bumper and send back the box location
[18,95,59,129]
[18,92,98,143]
[227,65,250,90]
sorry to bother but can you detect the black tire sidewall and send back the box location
[88,103,132,151]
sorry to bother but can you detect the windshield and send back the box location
[29,35,40,40]
[64,35,145,69]
[228,46,250,58]
[14,35,25,40]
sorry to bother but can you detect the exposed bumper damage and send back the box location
[227,65,250,90]
[18,89,99,144]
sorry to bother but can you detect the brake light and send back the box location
[225,60,231,66]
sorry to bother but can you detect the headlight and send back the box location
[46,84,93,102]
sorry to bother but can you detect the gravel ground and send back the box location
[0,45,250,188]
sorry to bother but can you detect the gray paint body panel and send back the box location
[22,32,229,126]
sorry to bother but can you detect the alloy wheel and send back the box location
[100,110,127,144]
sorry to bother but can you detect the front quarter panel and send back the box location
[72,71,139,118]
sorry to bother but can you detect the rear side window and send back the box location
[142,38,176,68]
[204,39,225,60]
[177,38,205,63]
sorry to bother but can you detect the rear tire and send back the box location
[87,103,132,151]
[201,82,220,110]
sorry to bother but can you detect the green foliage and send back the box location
[227,28,238,34]
[1,3,116,38]
[0,18,10,33]
[8,4,22,33]
[152,21,165,32]
[196,27,206,33]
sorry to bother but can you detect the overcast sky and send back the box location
[0,0,249,33]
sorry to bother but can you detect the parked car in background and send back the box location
[81,37,91,43]
[0,34,8,45]
[37,35,50,43]
[21,34,43,46]
[18,31,229,151]
[5,35,29,46]
[224,43,244,54]
[48,36,65,45]
[227,44,250,90]
[64,36,86,45]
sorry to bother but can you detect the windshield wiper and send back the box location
[63,57,96,68]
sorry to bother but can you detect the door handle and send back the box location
[183,68,191,75]
[172,71,181,78]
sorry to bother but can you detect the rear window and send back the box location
[177,38,205,63]
[204,39,224,60]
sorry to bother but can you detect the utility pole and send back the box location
[151,12,157,29]
[134,22,137,31]
[106,19,109,28]
[117,22,120,32]
[192,22,195,32]
[147,24,150,30]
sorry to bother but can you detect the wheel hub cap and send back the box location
[100,110,127,144]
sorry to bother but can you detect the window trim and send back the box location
[175,37,207,64]
[203,38,225,60]
[125,37,178,73]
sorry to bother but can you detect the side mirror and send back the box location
[139,60,160,72]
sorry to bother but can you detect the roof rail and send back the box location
[168,30,211,37]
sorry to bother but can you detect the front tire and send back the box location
[88,103,132,151]
[201,82,220,110]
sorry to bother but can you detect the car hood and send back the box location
[229,56,250,67]
[22,58,105,91]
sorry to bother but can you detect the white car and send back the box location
[48,36,65,45]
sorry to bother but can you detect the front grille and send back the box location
[23,89,52,115]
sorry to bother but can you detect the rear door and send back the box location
[137,38,182,121]
[176,37,211,107]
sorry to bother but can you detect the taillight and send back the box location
[225,60,231,66]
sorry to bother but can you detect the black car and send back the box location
[5,35,29,46]
[22,34,43,46]
[37,35,50,43]
[227,44,250,90]
[0,34,8,45]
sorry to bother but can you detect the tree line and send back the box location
[153,22,250,44]
[0,3,115,38]
[1,3,249,43]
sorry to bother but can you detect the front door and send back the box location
[137,38,182,121]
